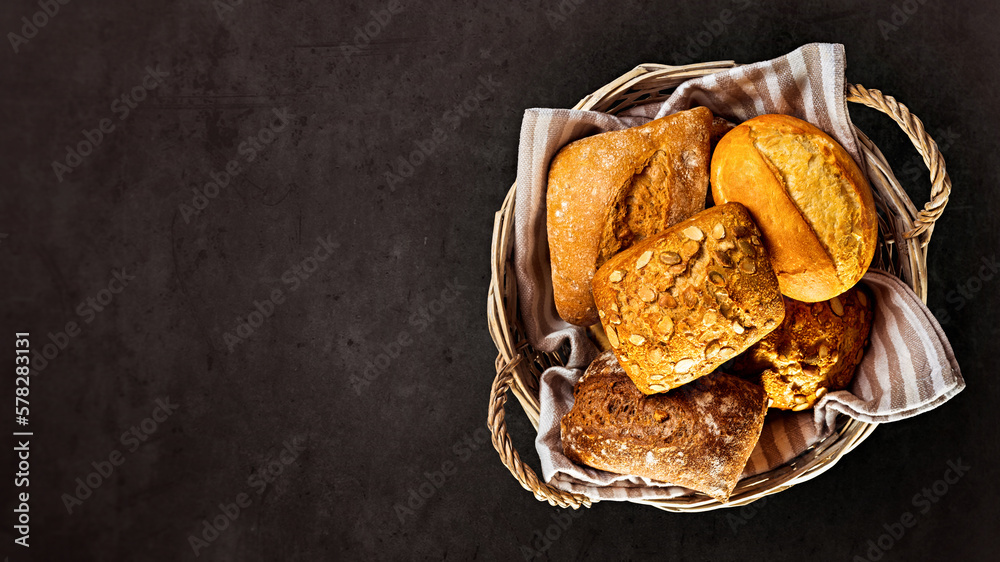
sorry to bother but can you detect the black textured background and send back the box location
[1,0,998,560]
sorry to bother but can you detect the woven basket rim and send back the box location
[487,60,952,512]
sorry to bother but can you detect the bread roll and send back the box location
[547,107,713,326]
[561,351,767,502]
[591,203,785,394]
[732,284,875,410]
[710,114,878,302]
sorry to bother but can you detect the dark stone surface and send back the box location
[1,0,997,560]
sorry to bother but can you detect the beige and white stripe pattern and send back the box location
[514,44,964,502]
[621,43,862,167]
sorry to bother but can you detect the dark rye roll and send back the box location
[561,351,768,502]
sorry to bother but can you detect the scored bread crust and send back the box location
[547,107,713,326]
[732,284,875,410]
[560,351,768,502]
[710,114,877,302]
[591,203,785,395]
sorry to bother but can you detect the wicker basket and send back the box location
[486,61,953,512]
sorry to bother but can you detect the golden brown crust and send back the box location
[561,351,767,502]
[731,284,875,410]
[547,107,713,325]
[591,203,785,394]
[710,114,878,302]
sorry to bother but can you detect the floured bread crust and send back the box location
[561,351,768,502]
[547,107,713,326]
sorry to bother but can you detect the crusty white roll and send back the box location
[711,114,877,302]
[547,107,713,325]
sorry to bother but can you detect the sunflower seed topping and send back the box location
[638,286,657,302]
[830,296,844,316]
[636,251,653,270]
[681,240,701,258]
[683,226,704,241]
[658,293,677,308]
[713,250,734,268]
[660,251,682,265]
[601,326,618,349]
[674,358,695,373]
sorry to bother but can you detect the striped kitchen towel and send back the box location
[515,43,964,502]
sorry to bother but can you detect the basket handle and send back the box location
[845,84,952,243]
[488,353,591,509]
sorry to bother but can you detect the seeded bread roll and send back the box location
[547,107,713,326]
[591,203,785,394]
[711,114,878,302]
[732,284,875,410]
[561,351,768,502]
